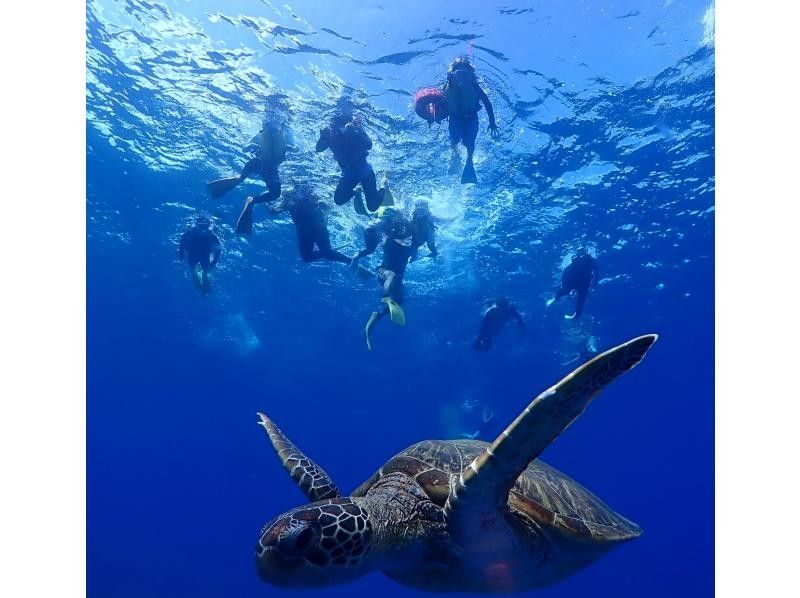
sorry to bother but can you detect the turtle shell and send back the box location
[352,439,640,543]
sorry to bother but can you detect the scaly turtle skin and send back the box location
[255,334,656,593]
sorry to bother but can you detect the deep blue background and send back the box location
[87,1,714,596]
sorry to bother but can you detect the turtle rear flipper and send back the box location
[257,412,341,501]
[444,335,657,538]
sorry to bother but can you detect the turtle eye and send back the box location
[281,522,319,556]
[294,526,316,552]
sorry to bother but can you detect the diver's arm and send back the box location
[431,213,456,225]
[178,231,188,260]
[349,123,373,151]
[477,86,498,133]
[315,127,331,152]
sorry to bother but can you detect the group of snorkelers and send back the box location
[178,57,600,350]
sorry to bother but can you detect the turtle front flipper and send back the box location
[444,335,657,539]
[257,412,341,501]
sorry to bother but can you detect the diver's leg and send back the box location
[334,175,359,205]
[199,256,212,293]
[449,115,463,149]
[573,287,588,318]
[315,221,351,264]
[207,158,260,199]
[252,164,281,204]
[463,113,479,161]
[296,225,316,263]
[392,278,405,304]
[381,270,396,297]
[360,164,383,212]
[240,157,262,180]
[353,227,381,261]
[460,114,479,184]
[448,117,463,174]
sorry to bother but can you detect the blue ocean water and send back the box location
[87,1,714,596]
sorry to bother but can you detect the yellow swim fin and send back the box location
[365,311,380,351]
[381,297,405,326]
[380,187,394,207]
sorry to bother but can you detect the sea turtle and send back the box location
[255,334,656,593]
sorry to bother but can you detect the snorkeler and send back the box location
[443,57,499,184]
[459,405,496,440]
[266,183,351,265]
[547,248,600,319]
[354,207,414,350]
[473,297,525,351]
[315,96,391,214]
[206,94,294,235]
[409,199,454,261]
[178,216,221,294]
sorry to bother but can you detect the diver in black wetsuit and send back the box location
[549,248,600,319]
[443,57,499,184]
[474,297,525,351]
[355,207,414,350]
[267,184,351,265]
[178,216,221,294]
[409,199,454,261]
[315,98,390,214]
[206,94,294,234]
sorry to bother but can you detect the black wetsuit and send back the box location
[178,226,221,271]
[445,70,496,156]
[234,123,287,204]
[556,254,599,318]
[315,118,384,211]
[284,194,350,264]
[378,237,413,303]
[410,214,438,258]
[474,298,524,351]
[240,155,281,205]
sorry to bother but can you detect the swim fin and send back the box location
[448,152,462,175]
[461,159,477,184]
[236,198,254,235]
[365,311,380,351]
[207,176,241,199]
[192,265,209,294]
[380,185,394,207]
[381,297,406,326]
[353,189,368,216]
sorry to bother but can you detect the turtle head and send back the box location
[256,498,375,588]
